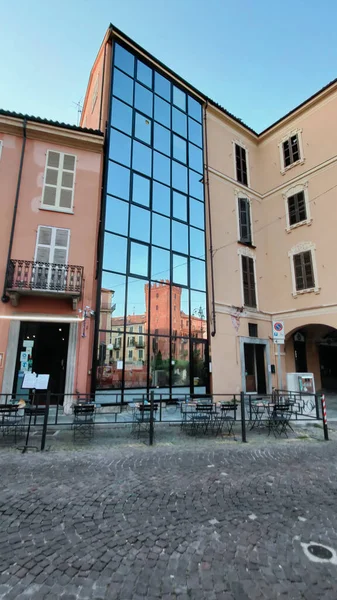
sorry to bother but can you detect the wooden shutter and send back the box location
[52,229,69,264]
[42,151,76,210]
[35,226,52,263]
[242,255,256,308]
[238,198,251,243]
[235,144,248,186]
[288,191,307,226]
[294,251,314,291]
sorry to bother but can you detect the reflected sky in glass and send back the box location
[189,169,204,201]
[189,197,205,229]
[172,108,187,137]
[114,44,135,77]
[154,96,171,128]
[173,86,186,112]
[191,290,207,323]
[105,196,128,236]
[173,134,187,163]
[135,82,153,117]
[137,60,152,88]
[111,97,132,135]
[154,72,171,101]
[127,276,148,314]
[154,123,171,156]
[189,143,203,174]
[129,244,149,278]
[130,205,150,242]
[172,161,187,193]
[107,161,130,201]
[172,191,187,222]
[132,173,150,207]
[153,151,170,185]
[172,220,188,254]
[132,140,152,176]
[103,233,127,273]
[151,246,170,281]
[190,226,205,258]
[173,253,188,286]
[109,128,131,167]
[190,258,206,290]
[152,213,170,248]
[113,69,134,106]
[188,96,202,123]
[152,181,170,216]
[135,113,152,145]
[188,117,202,147]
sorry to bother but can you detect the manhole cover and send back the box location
[308,544,333,560]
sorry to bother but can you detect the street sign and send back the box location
[273,320,285,344]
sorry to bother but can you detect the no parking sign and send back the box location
[273,321,285,344]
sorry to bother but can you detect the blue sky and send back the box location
[1,0,336,132]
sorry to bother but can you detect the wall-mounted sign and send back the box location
[272,320,285,344]
[24,340,34,349]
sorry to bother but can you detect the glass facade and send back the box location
[96,42,208,397]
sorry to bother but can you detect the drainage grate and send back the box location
[308,544,333,560]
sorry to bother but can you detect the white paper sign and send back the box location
[35,374,50,390]
[117,361,123,370]
[24,340,34,348]
[22,372,37,389]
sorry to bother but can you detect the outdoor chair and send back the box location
[268,404,293,437]
[72,404,96,440]
[0,403,25,443]
[190,403,213,435]
[132,404,158,438]
[212,403,237,437]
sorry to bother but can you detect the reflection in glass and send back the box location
[154,96,170,128]
[106,196,129,236]
[100,271,126,328]
[172,161,187,193]
[152,181,170,216]
[188,96,202,122]
[132,141,152,176]
[149,282,170,336]
[190,258,206,291]
[152,213,170,249]
[171,286,188,334]
[130,205,150,242]
[114,44,135,76]
[113,69,134,106]
[96,338,123,389]
[124,332,148,389]
[135,113,152,145]
[188,117,202,147]
[172,108,187,138]
[137,60,152,88]
[173,253,187,286]
[111,97,132,135]
[189,169,204,201]
[188,143,203,174]
[132,173,150,207]
[103,233,127,274]
[154,72,171,101]
[172,191,187,222]
[109,129,131,167]
[189,197,205,229]
[173,135,187,163]
[172,338,189,387]
[172,220,188,254]
[190,226,205,258]
[153,151,170,185]
[190,290,207,338]
[127,276,148,316]
[130,243,149,278]
[151,246,170,281]
[150,336,170,387]
[134,83,153,117]
[107,161,130,201]
[173,86,186,111]
[191,341,207,388]
[154,123,171,156]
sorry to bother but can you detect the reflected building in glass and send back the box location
[96,40,208,398]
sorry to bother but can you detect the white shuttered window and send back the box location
[41,151,76,211]
[35,226,70,265]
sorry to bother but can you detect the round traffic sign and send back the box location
[274,322,283,332]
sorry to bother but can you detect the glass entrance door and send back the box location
[191,339,209,395]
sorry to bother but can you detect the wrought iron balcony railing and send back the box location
[6,260,83,309]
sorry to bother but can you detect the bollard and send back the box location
[321,394,329,441]
[149,390,154,446]
[40,390,51,451]
[240,391,247,443]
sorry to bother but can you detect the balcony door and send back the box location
[34,226,70,291]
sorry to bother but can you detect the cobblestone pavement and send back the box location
[1,438,337,599]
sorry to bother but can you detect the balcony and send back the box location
[5,260,83,309]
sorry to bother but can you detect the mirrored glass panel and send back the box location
[132,173,150,207]
[100,271,126,328]
[153,151,170,185]
[113,69,134,106]
[172,220,188,254]
[190,258,206,291]
[132,141,152,177]
[107,161,130,201]
[189,197,205,229]
[152,181,170,216]
[151,246,170,281]
[109,129,131,167]
[114,44,135,76]
[137,60,152,88]
[105,196,129,236]
[188,117,202,147]
[172,108,187,138]
[129,243,149,278]
[152,213,170,249]
[171,286,188,335]
[154,96,171,128]
[127,276,149,322]
[189,169,204,201]
[173,86,186,112]
[172,161,187,193]
[190,226,205,258]
[130,205,150,242]
[188,96,202,123]
[111,97,132,135]
[149,283,170,336]
[173,135,187,163]
[150,336,170,387]
[172,339,189,388]
[153,123,170,156]
[134,83,153,117]
[154,72,171,101]
[134,113,152,145]
[190,290,207,338]
[124,333,148,389]
[173,253,188,286]
[103,233,127,274]
[96,336,123,389]
[172,191,187,222]
[189,143,203,174]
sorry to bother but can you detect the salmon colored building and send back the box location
[0,110,103,412]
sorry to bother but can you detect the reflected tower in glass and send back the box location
[96,42,209,399]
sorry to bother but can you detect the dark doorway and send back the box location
[319,345,337,391]
[244,343,266,394]
[14,322,70,398]
[294,338,307,372]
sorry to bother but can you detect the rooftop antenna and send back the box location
[72,98,83,126]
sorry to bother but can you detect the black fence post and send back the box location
[149,390,154,446]
[315,393,320,421]
[320,394,329,441]
[240,391,247,443]
[40,390,50,451]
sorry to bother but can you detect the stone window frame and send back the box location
[283,182,312,232]
[278,128,305,175]
[288,241,320,298]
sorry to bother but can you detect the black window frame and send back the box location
[235,144,248,186]
[248,323,258,337]
[241,255,257,308]
[287,191,307,226]
[293,251,315,291]
[283,134,300,168]
[238,198,252,244]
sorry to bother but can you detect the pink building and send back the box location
[0,110,103,411]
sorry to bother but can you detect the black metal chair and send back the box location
[132,404,158,438]
[212,403,237,437]
[190,403,213,434]
[72,404,96,440]
[0,405,25,443]
[268,404,292,437]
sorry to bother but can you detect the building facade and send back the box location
[0,111,103,411]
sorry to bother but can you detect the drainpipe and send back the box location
[204,102,216,336]
[2,117,27,303]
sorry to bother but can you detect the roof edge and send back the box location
[0,108,104,136]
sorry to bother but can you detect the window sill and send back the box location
[292,286,321,298]
[39,206,74,215]
[286,218,313,233]
[238,240,256,249]
[281,158,305,175]
[244,305,258,312]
